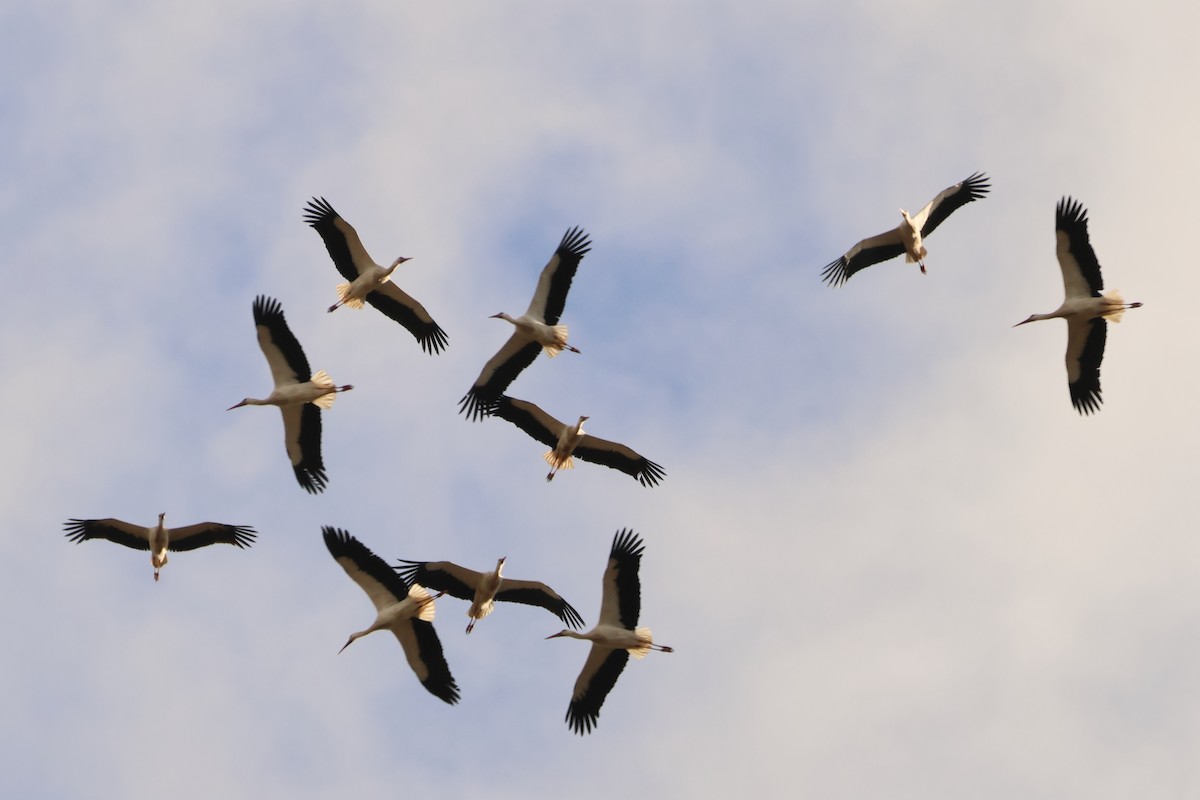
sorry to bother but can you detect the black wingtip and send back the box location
[296,465,329,494]
[820,257,850,287]
[637,460,666,488]
[558,226,592,259]
[458,389,496,422]
[302,196,338,228]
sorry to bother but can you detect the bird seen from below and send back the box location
[303,197,448,355]
[395,556,585,634]
[63,513,256,582]
[489,396,666,486]
[822,171,990,285]
[547,528,673,735]
[323,526,460,705]
[227,295,353,494]
[1015,196,1142,414]
[459,227,591,420]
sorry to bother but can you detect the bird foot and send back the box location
[546,472,555,482]
[566,345,581,354]
[153,572,159,582]
[919,263,927,275]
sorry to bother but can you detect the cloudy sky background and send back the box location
[2,1,1197,797]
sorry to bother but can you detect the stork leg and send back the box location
[919,261,927,275]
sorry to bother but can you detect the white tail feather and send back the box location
[628,627,654,659]
[335,283,366,310]
[543,450,575,471]
[1103,289,1131,322]
[408,584,436,622]
[541,324,570,357]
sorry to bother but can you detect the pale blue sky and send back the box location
[2,2,1197,798]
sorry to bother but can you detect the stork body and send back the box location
[822,172,990,285]
[303,197,448,355]
[323,527,459,705]
[1015,197,1141,414]
[459,227,591,420]
[228,295,352,493]
[395,557,585,633]
[547,529,672,735]
[489,396,665,486]
[63,513,256,581]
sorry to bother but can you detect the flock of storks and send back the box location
[62,173,1141,734]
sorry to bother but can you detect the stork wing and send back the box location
[303,197,373,282]
[253,295,312,385]
[908,171,990,236]
[599,529,643,629]
[566,646,630,735]
[62,518,150,551]
[458,338,542,421]
[168,523,257,552]
[323,526,414,612]
[488,396,562,448]
[821,228,906,286]
[1055,196,1104,298]
[525,226,591,324]
[365,283,449,355]
[394,619,460,705]
[393,560,480,601]
[573,434,666,487]
[1066,317,1105,414]
[283,403,326,494]
[495,579,586,628]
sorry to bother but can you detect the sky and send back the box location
[2,1,1198,797]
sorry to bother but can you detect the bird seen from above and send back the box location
[323,527,460,705]
[227,295,353,494]
[822,171,990,285]
[488,396,666,486]
[395,556,586,634]
[303,197,448,355]
[547,529,673,735]
[1015,197,1142,414]
[63,513,256,582]
[459,226,591,420]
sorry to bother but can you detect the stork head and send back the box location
[227,398,251,410]
[386,256,412,274]
[488,312,513,322]
[545,629,570,640]
[496,556,507,575]
[1013,315,1037,327]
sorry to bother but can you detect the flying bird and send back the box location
[303,197,448,355]
[488,396,665,486]
[459,227,591,420]
[1015,197,1142,414]
[395,557,585,634]
[227,295,353,494]
[323,526,460,705]
[822,171,990,285]
[63,513,256,581]
[547,529,673,735]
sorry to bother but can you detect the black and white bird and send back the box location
[547,529,673,735]
[323,526,460,705]
[822,172,990,285]
[459,227,591,420]
[303,197,448,355]
[1015,197,1142,414]
[228,295,353,494]
[63,513,256,582]
[489,396,665,486]
[395,557,585,634]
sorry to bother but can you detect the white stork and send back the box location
[395,557,586,634]
[488,396,666,486]
[227,295,353,494]
[1015,197,1142,414]
[63,513,256,581]
[822,172,990,285]
[322,526,460,705]
[303,197,448,355]
[459,227,591,420]
[547,529,673,735]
